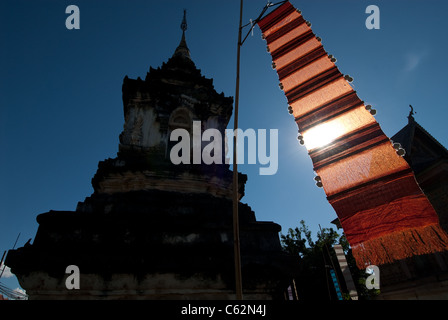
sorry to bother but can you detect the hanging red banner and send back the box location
[258,1,448,268]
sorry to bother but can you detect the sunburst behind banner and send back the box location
[257,1,448,268]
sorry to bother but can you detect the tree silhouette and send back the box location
[280,220,379,300]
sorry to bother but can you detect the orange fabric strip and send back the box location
[258,1,448,267]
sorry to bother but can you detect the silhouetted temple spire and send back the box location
[173,9,191,60]
[408,104,416,123]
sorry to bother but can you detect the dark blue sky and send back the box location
[1,0,448,292]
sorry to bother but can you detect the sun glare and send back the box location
[302,120,346,150]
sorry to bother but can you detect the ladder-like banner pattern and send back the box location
[258,1,448,268]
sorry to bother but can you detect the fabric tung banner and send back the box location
[258,1,448,268]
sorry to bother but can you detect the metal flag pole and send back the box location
[230,0,287,301]
[0,233,20,279]
[232,0,244,300]
[0,251,6,279]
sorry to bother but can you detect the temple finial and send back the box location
[173,9,191,60]
[181,9,187,32]
[408,105,416,123]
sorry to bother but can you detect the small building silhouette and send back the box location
[391,106,448,234]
